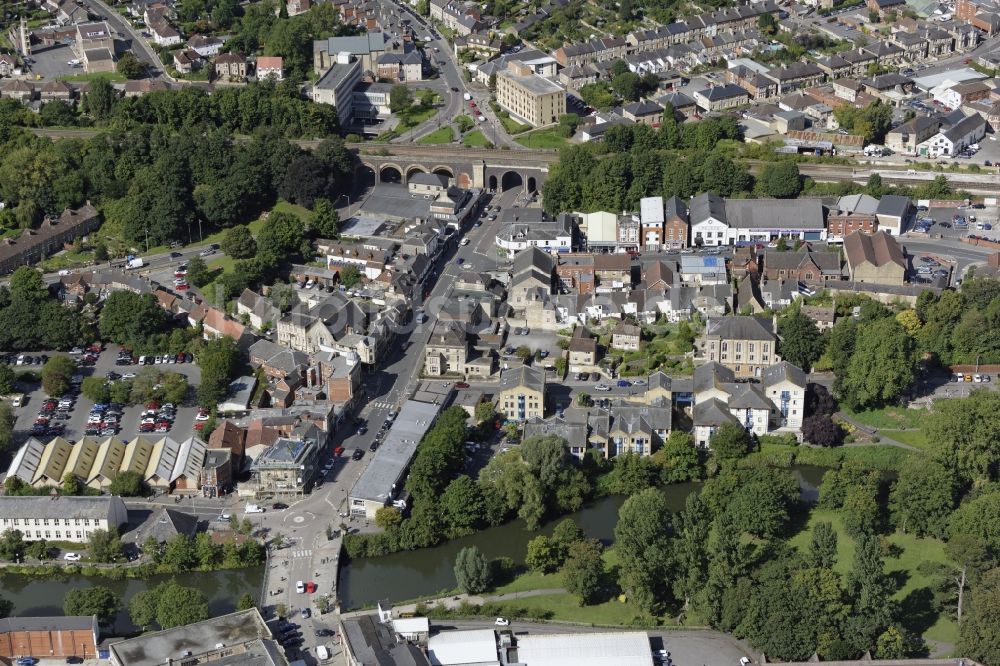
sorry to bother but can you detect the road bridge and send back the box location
[346,144,556,192]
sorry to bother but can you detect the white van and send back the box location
[245,504,265,513]
[317,645,330,660]
[138,355,147,365]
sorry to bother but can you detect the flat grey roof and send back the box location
[501,68,564,95]
[350,399,443,503]
[0,616,97,633]
[108,610,280,666]
[314,60,360,91]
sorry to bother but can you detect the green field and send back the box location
[844,406,928,430]
[880,429,931,451]
[417,126,455,144]
[789,509,958,649]
[191,200,310,247]
[516,128,569,149]
[462,130,492,147]
[498,114,530,135]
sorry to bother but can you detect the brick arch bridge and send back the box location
[350,145,555,193]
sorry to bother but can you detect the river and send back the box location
[338,465,827,609]
[0,567,264,634]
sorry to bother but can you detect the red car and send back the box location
[333,446,345,457]
[193,422,206,430]
[455,381,470,389]
[139,423,156,432]
[305,581,317,593]
[146,401,161,410]
[176,282,189,290]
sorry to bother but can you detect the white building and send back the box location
[496,210,573,253]
[0,496,128,543]
[689,193,729,247]
[761,361,807,432]
[916,111,986,157]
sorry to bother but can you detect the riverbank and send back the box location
[0,566,264,634]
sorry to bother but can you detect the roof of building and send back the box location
[108,610,281,666]
[695,83,748,101]
[764,247,841,273]
[426,628,498,665]
[844,230,905,270]
[836,193,880,215]
[693,396,741,427]
[127,506,199,544]
[689,192,727,224]
[351,399,443,503]
[875,194,911,220]
[500,64,564,95]
[342,615,429,666]
[704,315,777,341]
[0,616,97,634]
[499,364,546,394]
[515,631,654,666]
[724,199,825,230]
[761,360,807,388]
[0,495,126,520]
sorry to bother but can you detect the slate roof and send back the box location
[704,315,777,341]
[844,230,905,270]
[761,361,807,388]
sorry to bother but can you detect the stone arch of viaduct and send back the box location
[358,157,548,193]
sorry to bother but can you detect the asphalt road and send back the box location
[87,0,171,79]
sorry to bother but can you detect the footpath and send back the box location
[341,588,568,619]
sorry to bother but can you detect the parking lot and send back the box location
[24,43,82,81]
[12,345,203,445]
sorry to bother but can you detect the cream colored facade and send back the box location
[0,496,128,543]
[496,62,566,128]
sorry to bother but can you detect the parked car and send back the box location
[495,617,510,626]
[352,448,364,460]
[594,384,611,391]
[63,552,82,561]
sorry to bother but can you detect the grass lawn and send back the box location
[844,406,928,430]
[497,114,530,135]
[399,105,438,130]
[516,128,569,149]
[38,249,96,271]
[191,200,311,247]
[417,126,455,144]
[494,592,656,626]
[789,509,958,648]
[462,130,492,147]
[880,429,931,451]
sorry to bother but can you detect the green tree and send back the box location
[25,539,52,561]
[563,538,605,605]
[220,224,257,259]
[778,310,824,371]
[474,400,496,425]
[236,593,255,611]
[440,475,484,537]
[949,491,1000,553]
[888,458,955,537]
[927,390,1000,485]
[256,211,304,263]
[865,173,885,197]
[389,84,413,114]
[755,161,802,198]
[652,431,702,483]
[98,291,170,350]
[310,198,339,238]
[0,529,24,561]
[41,355,76,396]
[0,403,14,454]
[842,473,882,538]
[87,529,123,563]
[757,12,777,34]
[673,492,710,610]
[130,590,159,628]
[339,264,361,289]
[196,336,240,407]
[109,470,146,497]
[81,376,112,404]
[83,77,116,120]
[846,533,896,653]
[0,365,16,394]
[61,472,82,496]
[807,521,838,569]
[551,519,585,547]
[957,568,1000,666]
[454,545,491,594]
[186,255,211,287]
[525,535,564,574]
[153,580,210,629]
[837,317,916,410]
[614,488,675,614]
[374,506,402,529]
[116,52,147,79]
[944,534,993,623]
[710,422,753,460]
[64,586,121,627]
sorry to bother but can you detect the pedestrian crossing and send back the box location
[292,549,312,558]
